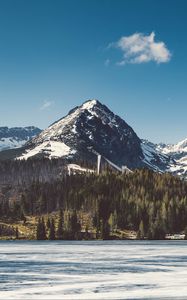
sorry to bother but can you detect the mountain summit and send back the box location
[17,99,144,168]
[15,99,174,173]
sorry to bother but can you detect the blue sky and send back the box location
[0,0,186,143]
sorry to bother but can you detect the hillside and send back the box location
[1,169,187,240]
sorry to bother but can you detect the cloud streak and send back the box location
[40,100,54,110]
[111,32,171,65]
[104,58,110,66]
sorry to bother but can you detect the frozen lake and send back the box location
[0,240,187,299]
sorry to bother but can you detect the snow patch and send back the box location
[157,138,187,176]
[141,140,171,171]
[82,99,97,111]
[72,124,77,134]
[67,164,94,174]
[36,100,98,143]
[158,138,187,154]
[17,141,75,160]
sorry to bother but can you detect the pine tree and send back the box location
[137,220,145,239]
[36,217,47,240]
[46,216,51,229]
[56,210,63,240]
[49,218,56,240]
[15,227,19,239]
[101,220,110,240]
[70,211,81,239]
[36,217,42,240]
[41,217,47,240]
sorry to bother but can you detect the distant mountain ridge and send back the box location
[0,126,42,151]
[14,99,175,173]
[0,99,187,178]
[156,139,187,177]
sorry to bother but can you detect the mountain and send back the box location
[1,99,186,177]
[13,99,172,172]
[140,139,174,172]
[17,100,143,168]
[140,139,187,177]
[0,126,42,151]
[157,138,187,177]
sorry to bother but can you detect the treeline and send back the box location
[36,210,82,240]
[0,158,96,186]
[2,168,187,239]
[0,158,66,185]
[0,223,18,238]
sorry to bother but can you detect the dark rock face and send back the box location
[0,99,177,174]
[67,102,144,168]
[23,99,144,168]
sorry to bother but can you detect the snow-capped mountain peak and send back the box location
[81,99,98,110]
[176,138,187,151]
[3,99,187,178]
[156,138,187,177]
[17,99,144,167]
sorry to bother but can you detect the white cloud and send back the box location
[40,100,54,110]
[112,32,171,65]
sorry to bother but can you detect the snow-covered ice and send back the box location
[1,240,187,299]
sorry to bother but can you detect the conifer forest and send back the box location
[0,159,187,240]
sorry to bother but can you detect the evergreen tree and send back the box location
[101,220,110,239]
[15,227,19,239]
[137,220,145,239]
[70,211,81,239]
[41,217,47,240]
[36,217,47,240]
[36,218,42,240]
[46,216,51,229]
[49,218,56,240]
[56,210,63,240]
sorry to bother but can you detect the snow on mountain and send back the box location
[140,138,187,177]
[0,126,41,152]
[157,138,187,154]
[18,141,76,160]
[0,137,27,150]
[156,138,187,177]
[3,99,187,177]
[141,140,174,172]
[16,99,145,168]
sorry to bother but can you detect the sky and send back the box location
[0,0,186,144]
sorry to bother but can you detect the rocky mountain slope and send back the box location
[1,99,186,177]
[140,140,174,172]
[0,126,41,151]
[17,100,143,168]
[157,139,187,177]
[15,99,173,172]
